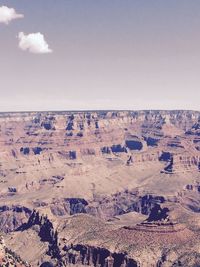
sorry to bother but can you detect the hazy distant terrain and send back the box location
[1,110,200,267]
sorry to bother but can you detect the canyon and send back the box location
[0,110,200,266]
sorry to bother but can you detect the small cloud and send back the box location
[18,32,53,54]
[0,6,24,24]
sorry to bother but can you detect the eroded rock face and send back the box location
[111,144,127,153]
[144,136,159,147]
[82,192,165,219]
[19,210,60,260]
[1,110,200,184]
[146,204,169,222]
[159,151,172,162]
[1,110,200,266]
[65,198,88,215]
[41,192,165,220]
[63,244,138,267]
[0,235,30,266]
[163,157,174,173]
[126,140,143,151]
[0,205,31,233]
[18,209,140,266]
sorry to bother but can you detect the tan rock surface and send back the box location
[0,110,200,266]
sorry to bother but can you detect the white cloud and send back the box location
[0,6,24,24]
[18,32,53,54]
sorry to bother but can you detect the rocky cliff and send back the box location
[0,235,30,266]
[1,110,200,266]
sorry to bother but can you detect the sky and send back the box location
[1,0,200,111]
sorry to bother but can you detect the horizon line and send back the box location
[0,109,199,114]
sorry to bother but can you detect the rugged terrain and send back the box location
[0,110,200,266]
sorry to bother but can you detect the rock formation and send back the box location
[0,110,200,266]
[0,235,30,266]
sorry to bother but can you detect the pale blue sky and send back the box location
[1,0,200,111]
